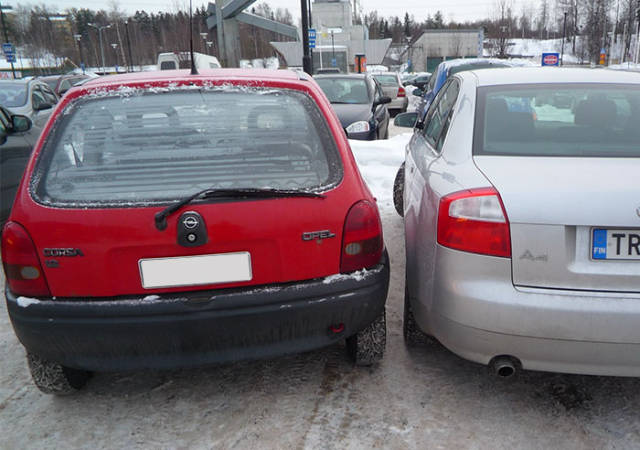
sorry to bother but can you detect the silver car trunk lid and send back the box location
[474,156,640,293]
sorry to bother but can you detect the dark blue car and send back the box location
[416,58,517,120]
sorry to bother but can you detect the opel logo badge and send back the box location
[183,216,199,229]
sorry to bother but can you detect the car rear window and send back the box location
[373,74,397,86]
[316,78,370,104]
[0,83,28,107]
[473,83,640,157]
[32,86,343,207]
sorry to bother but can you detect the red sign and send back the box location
[543,54,558,66]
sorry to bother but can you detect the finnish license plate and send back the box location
[139,252,252,289]
[592,229,640,260]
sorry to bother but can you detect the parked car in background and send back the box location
[315,67,341,74]
[415,58,515,119]
[395,67,640,377]
[39,74,93,97]
[409,73,431,91]
[0,79,58,128]
[0,106,39,225]
[157,51,221,70]
[1,69,390,394]
[315,73,391,140]
[372,72,408,114]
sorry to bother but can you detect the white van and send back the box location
[157,52,222,71]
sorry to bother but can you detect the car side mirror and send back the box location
[412,88,423,96]
[373,96,392,110]
[394,111,418,128]
[12,114,32,133]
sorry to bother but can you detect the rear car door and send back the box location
[24,84,353,298]
[405,79,461,295]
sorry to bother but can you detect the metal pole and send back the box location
[331,31,335,62]
[74,34,84,74]
[636,22,640,64]
[98,28,106,74]
[0,1,16,78]
[561,12,567,66]
[300,0,311,74]
[125,21,134,72]
[308,0,313,73]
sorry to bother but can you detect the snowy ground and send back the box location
[2,128,640,448]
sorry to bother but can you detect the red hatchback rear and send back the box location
[1,69,389,394]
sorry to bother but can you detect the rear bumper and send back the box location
[6,254,389,371]
[415,245,640,376]
[389,97,408,111]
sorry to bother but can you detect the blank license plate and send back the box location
[139,252,252,289]
[592,229,640,260]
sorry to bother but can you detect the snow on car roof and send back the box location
[80,68,304,89]
[461,67,640,86]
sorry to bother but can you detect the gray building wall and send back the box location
[408,29,484,72]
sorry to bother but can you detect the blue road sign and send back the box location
[309,40,316,49]
[2,43,14,54]
[5,54,15,63]
[331,58,337,67]
[308,29,316,39]
[541,52,559,66]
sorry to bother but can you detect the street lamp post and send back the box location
[199,32,208,54]
[73,33,84,74]
[111,43,118,71]
[88,22,111,74]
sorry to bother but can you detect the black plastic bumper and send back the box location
[6,254,389,371]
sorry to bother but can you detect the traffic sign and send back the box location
[308,40,316,49]
[331,58,337,67]
[308,29,316,39]
[5,53,15,63]
[2,42,14,54]
[541,52,559,66]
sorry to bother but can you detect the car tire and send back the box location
[403,286,428,346]
[346,308,386,366]
[393,162,404,217]
[27,353,91,395]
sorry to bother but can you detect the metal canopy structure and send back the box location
[206,1,298,67]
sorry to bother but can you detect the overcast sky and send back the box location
[10,0,536,24]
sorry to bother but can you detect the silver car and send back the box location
[0,79,58,128]
[397,67,640,377]
[372,72,408,113]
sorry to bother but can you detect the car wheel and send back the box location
[27,353,91,395]
[403,286,428,346]
[346,308,386,366]
[393,162,404,217]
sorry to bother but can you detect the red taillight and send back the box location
[397,86,406,98]
[1,222,51,297]
[340,200,383,273]
[437,187,511,258]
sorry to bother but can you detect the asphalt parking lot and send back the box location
[1,125,640,449]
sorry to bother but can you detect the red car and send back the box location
[1,69,389,394]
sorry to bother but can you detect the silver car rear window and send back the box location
[474,83,640,157]
[33,86,343,207]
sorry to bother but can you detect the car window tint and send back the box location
[34,88,343,206]
[422,79,459,151]
[316,78,370,104]
[474,83,640,157]
[373,74,397,86]
[0,83,28,107]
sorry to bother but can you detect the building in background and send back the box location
[404,29,484,72]
[271,0,391,72]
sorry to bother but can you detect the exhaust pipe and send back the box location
[489,355,520,378]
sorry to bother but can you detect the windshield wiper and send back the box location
[154,188,326,230]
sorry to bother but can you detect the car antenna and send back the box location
[189,0,198,75]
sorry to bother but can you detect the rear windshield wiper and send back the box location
[155,188,326,230]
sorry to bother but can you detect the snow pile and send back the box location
[609,62,640,72]
[239,57,279,70]
[348,133,411,208]
[403,84,422,112]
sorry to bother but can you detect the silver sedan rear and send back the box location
[401,67,640,377]
[372,72,408,113]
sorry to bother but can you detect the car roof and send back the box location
[459,67,640,86]
[79,69,305,89]
[313,73,368,80]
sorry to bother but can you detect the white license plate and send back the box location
[139,252,252,289]
[592,229,640,260]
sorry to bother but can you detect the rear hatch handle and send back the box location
[154,188,326,231]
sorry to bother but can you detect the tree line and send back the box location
[1,0,637,73]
